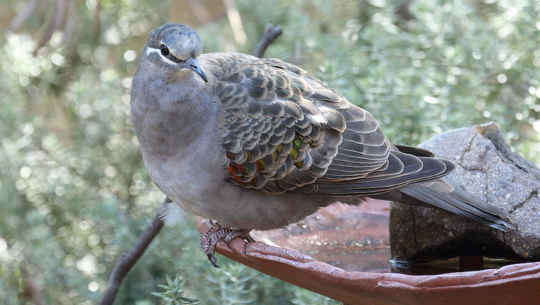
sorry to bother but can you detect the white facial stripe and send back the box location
[146,47,177,66]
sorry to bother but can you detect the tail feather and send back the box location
[400,182,511,231]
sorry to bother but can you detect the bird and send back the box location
[130,23,510,267]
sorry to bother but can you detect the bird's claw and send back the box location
[200,221,253,267]
[207,253,219,268]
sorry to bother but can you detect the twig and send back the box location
[395,0,415,22]
[100,198,170,305]
[8,0,40,32]
[94,0,102,42]
[33,0,67,55]
[62,0,77,46]
[223,0,247,45]
[254,24,282,58]
[22,266,47,305]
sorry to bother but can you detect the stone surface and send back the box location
[390,122,540,261]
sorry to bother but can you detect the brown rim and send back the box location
[196,217,540,305]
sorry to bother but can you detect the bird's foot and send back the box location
[200,221,254,267]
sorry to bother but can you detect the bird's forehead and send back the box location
[160,27,202,58]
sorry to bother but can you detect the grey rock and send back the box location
[390,122,540,261]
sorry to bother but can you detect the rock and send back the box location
[390,122,540,262]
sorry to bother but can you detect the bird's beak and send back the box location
[188,58,208,83]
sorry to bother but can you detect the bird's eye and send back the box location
[160,44,169,56]
[158,43,186,63]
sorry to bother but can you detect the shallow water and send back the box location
[252,200,522,275]
[391,257,524,275]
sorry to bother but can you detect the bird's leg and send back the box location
[200,221,254,267]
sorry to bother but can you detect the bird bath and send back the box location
[251,199,392,273]
[195,199,540,305]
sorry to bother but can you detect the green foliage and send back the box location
[234,0,540,149]
[292,288,342,305]
[207,264,258,304]
[1,0,539,304]
[152,275,199,305]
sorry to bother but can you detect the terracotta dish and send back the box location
[195,199,540,305]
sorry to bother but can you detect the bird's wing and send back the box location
[203,53,450,195]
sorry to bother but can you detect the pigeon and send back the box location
[130,24,509,267]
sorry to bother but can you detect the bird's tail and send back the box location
[399,181,511,231]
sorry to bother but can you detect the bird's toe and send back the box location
[200,222,253,267]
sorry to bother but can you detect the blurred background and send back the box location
[0,0,539,304]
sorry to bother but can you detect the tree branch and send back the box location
[8,0,40,32]
[22,266,47,305]
[223,0,247,45]
[100,199,169,305]
[395,0,415,22]
[33,0,67,55]
[254,24,282,58]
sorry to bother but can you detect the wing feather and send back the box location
[202,52,453,196]
[303,154,452,195]
[203,53,348,193]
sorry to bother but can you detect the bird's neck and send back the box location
[131,66,219,160]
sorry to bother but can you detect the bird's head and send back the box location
[142,23,208,82]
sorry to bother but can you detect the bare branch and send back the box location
[22,266,47,305]
[223,0,247,45]
[33,0,67,55]
[94,0,102,42]
[100,199,169,305]
[8,0,40,32]
[395,0,415,22]
[254,24,282,58]
[62,1,78,47]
